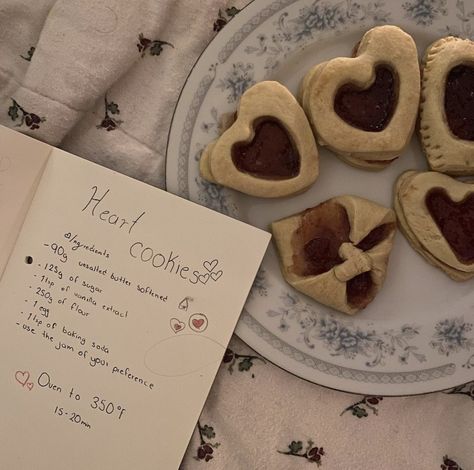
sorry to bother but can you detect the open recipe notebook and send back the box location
[0,125,270,470]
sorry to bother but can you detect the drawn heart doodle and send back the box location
[170,318,185,334]
[189,313,208,333]
[15,370,30,387]
[203,259,219,272]
[210,270,223,282]
[26,382,34,391]
[198,273,210,285]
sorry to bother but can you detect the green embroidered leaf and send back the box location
[226,7,240,17]
[201,425,215,440]
[352,406,368,418]
[238,357,253,372]
[150,42,164,56]
[289,441,303,454]
[8,104,18,121]
[106,102,120,115]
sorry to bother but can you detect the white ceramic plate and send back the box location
[166,0,474,395]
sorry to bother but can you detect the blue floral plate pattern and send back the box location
[166,0,474,395]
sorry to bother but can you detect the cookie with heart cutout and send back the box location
[300,25,420,170]
[271,196,396,315]
[394,171,474,281]
[199,81,319,198]
[419,37,474,175]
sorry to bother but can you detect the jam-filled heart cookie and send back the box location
[419,37,474,175]
[271,196,396,315]
[199,81,319,198]
[300,25,420,170]
[394,171,474,281]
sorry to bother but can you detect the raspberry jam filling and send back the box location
[291,201,393,307]
[231,119,300,179]
[444,64,474,141]
[334,65,397,132]
[425,188,474,264]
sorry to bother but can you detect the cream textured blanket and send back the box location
[0,1,472,469]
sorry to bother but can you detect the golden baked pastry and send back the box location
[419,37,474,175]
[271,196,396,315]
[199,81,319,198]
[300,25,420,170]
[394,171,474,281]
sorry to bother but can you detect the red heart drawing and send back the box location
[203,259,219,273]
[192,319,205,329]
[15,370,30,387]
[26,382,34,391]
[210,270,223,281]
[170,318,185,334]
[189,313,208,333]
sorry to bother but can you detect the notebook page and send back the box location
[0,146,270,470]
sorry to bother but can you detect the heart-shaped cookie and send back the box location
[200,81,319,197]
[394,171,474,281]
[271,196,396,315]
[300,25,420,170]
[419,37,474,175]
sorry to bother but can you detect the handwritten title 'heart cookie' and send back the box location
[271,196,396,315]
[394,171,474,281]
[200,81,319,198]
[419,37,474,175]
[300,25,420,170]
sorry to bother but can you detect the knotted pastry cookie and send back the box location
[419,37,474,175]
[271,196,396,315]
[199,81,319,198]
[300,25,420,170]
[394,171,474,281]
